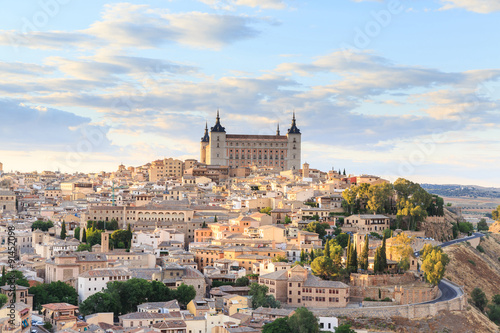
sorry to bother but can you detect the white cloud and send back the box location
[0,3,264,50]
[439,0,500,13]
[199,0,287,10]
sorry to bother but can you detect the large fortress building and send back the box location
[200,111,301,170]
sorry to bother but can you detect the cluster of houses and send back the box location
[0,161,440,333]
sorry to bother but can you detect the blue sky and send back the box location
[1,0,500,186]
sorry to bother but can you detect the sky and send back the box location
[0,0,500,187]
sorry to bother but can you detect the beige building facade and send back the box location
[200,111,302,170]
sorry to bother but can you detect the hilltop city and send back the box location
[1,113,500,333]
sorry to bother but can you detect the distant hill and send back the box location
[421,184,500,199]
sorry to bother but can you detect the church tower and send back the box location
[286,112,301,170]
[207,110,227,166]
[200,122,210,164]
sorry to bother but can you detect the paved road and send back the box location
[426,279,461,304]
[414,232,484,257]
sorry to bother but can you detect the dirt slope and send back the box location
[444,234,500,301]
[345,306,498,333]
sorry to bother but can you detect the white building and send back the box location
[132,228,185,252]
[77,268,130,302]
[318,317,339,332]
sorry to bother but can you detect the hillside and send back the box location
[343,234,500,332]
[444,234,500,301]
[422,184,500,199]
[490,221,500,233]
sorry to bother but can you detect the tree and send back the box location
[202,221,207,228]
[311,256,334,280]
[330,244,343,269]
[5,270,30,287]
[471,287,488,312]
[31,220,54,231]
[373,247,381,274]
[82,227,87,243]
[86,227,102,247]
[249,283,280,309]
[390,232,414,265]
[421,246,449,285]
[174,283,196,308]
[288,307,319,333]
[260,207,272,215]
[492,205,500,221]
[335,233,349,249]
[60,222,67,240]
[0,294,7,308]
[380,235,387,271]
[324,239,331,258]
[488,304,500,325]
[262,317,290,333]
[305,222,330,239]
[359,235,369,271]
[80,292,121,316]
[300,249,306,263]
[272,255,288,263]
[30,281,78,310]
[74,227,81,241]
[235,276,250,286]
[214,215,218,223]
[477,219,489,231]
[126,224,133,250]
[1,266,6,286]
[284,216,292,224]
[347,246,357,273]
[308,250,315,262]
[492,294,500,306]
[111,229,130,249]
[457,221,474,234]
[76,244,92,252]
[334,324,356,333]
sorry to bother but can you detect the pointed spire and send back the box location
[201,121,210,142]
[276,123,280,136]
[287,111,301,134]
[211,109,226,132]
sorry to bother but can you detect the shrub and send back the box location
[382,297,392,302]
[363,297,373,301]
[477,245,485,253]
[468,259,476,266]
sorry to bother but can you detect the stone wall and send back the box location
[362,301,397,307]
[312,292,467,320]
[350,273,416,287]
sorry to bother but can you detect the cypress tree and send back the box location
[374,247,381,274]
[360,235,369,270]
[381,234,387,272]
[1,266,6,286]
[82,228,87,243]
[343,169,346,176]
[310,250,315,262]
[351,247,358,273]
[346,234,352,267]
[214,215,218,223]
[324,239,331,258]
[300,249,306,262]
[126,224,132,250]
[60,222,67,240]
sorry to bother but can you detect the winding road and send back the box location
[414,232,485,257]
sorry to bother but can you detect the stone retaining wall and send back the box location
[312,293,467,320]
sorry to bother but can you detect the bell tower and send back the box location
[207,110,227,166]
[286,112,301,170]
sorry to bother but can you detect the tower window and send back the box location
[217,136,220,141]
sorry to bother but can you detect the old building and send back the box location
[259,265,350,308]
[200,111,301,170]
[0,189,16,213]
